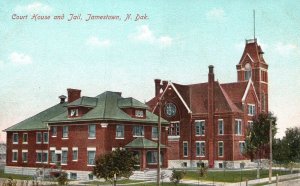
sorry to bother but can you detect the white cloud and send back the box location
[15,2,52,14]
[9,52,32,65]
[86,36,112,47]
[274,42,297,56]
[206,8,225,21]
[130,25,173,47]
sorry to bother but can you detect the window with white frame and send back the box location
[12,150,18,162]
[50,150,56,163]
[195,120,205,136]
[183,142,188,157]
[43,132,49,144]
[36,132,42,144]
[13,133,18,144]
[62,126,68,138]
[218,141,224,157]
[244,63,252,81]
[218,119,224,135]
[133,126,144,137]
[72,148,78,161]
[42,151,48,163]
[51,126,57,137]
[235,119,242,135]
[61,149,68,165]
[36,151,42,163]
[196,141,205,157]
[22,150,28,163]
[135,110,144,118]
[87,149,96,165]
[22,133,28,144]
[70,109,78,117]
[239,141,245,154]
[116,125,124,138]
[146,151,158,164]
[262,93,266,111]
[169,122,180,136]
[88,124,96,138]
[248,104,256,116]
[152,127,158,139]
[248,121,253,130]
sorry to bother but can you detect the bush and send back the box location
[170,169,186,185]
[57,172,68,185]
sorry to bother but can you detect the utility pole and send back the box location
[157,99,162,186]
[269,119,273,184]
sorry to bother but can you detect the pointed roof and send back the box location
[125,137,166,148]
[238,39,266,65]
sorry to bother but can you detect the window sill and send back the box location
[196,155,205,158]
[22,142,28,144]
[133,136,144,138]
[62,138,69,140]
[195,135,205,137]
[12,142,18,145]
[36,142,42,144]
[44,142,49,144]
[115,137,124,139]
[61,163,67,165]
[218,134,224,136]
[12,161,17,163]
[22,161,28,163]
[152,138,158,140]
[87,164,95,167]
[88,137,96,140]
[72,160,78,162]
[168,136,180,141]
[51,136,57,138]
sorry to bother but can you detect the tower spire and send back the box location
[253,10,256,40]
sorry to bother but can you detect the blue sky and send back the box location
[0,0,299,141]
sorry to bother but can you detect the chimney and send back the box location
[154,79,161,96]
[59,95,67,104]
[67,88,81,103]
[208,65,214,83]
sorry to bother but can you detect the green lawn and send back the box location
[81,179,145,185]
[0,170,33,180]
[184,169,298,183]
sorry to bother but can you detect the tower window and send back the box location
[244,63,252,81]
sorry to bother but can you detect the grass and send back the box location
[0,169,33,180]
[183,169,299,183]
[81,179,144,185]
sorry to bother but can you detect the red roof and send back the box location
[239,40,266,64]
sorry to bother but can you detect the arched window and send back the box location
[244,63,252,81]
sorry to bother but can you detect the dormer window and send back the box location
[135,110,144,118]
[70,109,78,117]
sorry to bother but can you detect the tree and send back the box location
[284,127,300,162]
[244,112,277,178]
[93,148,138,183]
[170,169,186,186]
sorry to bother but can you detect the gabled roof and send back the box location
[5,103,67,131]
[49,91,168,125]
[125,137,166,148]
[118,97,148,109]
[68,96,98,107]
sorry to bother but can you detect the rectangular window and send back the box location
[50,150,56,163]
[62,150,68,165]
[12,150,18,162]
[248,104,256,116]
[133,126,144,137]
[218,141,224,157]
[196,141,205,157]
[135,110,144,118]
[22,151,28,163]
[195,120,205,136]
[51,126,57,137]
[146,151,160,164]
[22,133,28,144]
[42,151,48,163]
[239,141,245,154]
[70,173,77,180]
[218,119,224,135]
[43,132,49,144]
[183,141,188,157]
[116,125,124,138]
[169,122,180,136]
[235,120,242,135]
[36,151,42,163]
[152,127,158,139]
[72,148,78,161]
[13,133,18,144]
[62,126,68,138]
[36,132,42,144]
[88,124,96,138]
[87,150,96,165]
[70,109,78,117]
[248,121,253,130]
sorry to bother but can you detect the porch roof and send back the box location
[125,137,166,149]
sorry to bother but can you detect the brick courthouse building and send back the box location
[4,39,268,178]
[147,39,268,168]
